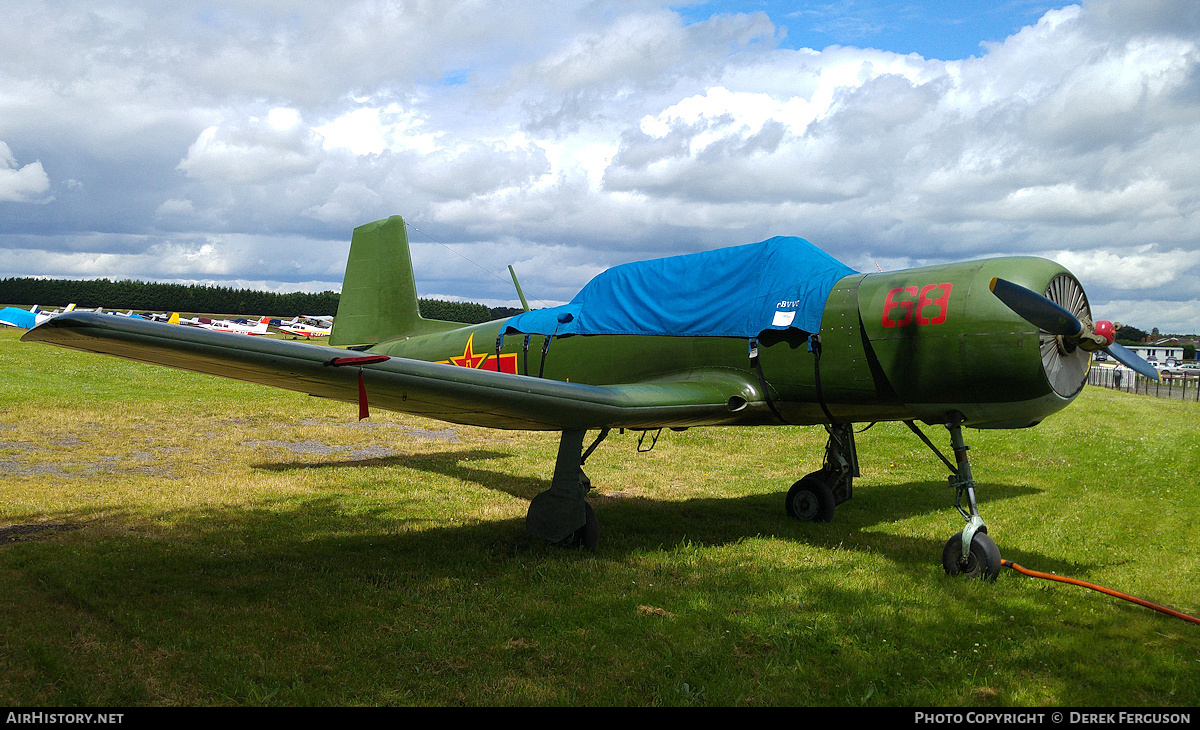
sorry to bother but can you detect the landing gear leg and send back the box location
[785,423,858,522]
[906,416,1002,579]
[941,417,1001,580]
[822,422,858,506]
[526,430,600,550]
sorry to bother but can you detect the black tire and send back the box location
[942,531,1001,580]
[785,474,836,522]
[555,502,598,551]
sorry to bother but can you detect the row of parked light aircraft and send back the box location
[0,304,332,338]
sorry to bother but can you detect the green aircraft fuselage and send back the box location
[336,217,1085,431]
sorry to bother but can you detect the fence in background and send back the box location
[1087,367,1200,402]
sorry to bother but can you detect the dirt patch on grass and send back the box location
[243,439,402,460]
[0,454,180,479]
[243,439,347,456]
[296,420,461,442]
[0,440,44,452]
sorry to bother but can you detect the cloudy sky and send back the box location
[1,0,1198,332]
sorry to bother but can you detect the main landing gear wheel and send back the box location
[941,531,1001,581]
[785,473,836,522]
[554,502,598,551]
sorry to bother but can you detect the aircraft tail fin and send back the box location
[330,215,462,347]
[168,312,179,325]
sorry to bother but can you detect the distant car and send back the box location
[1179,363,1200,376]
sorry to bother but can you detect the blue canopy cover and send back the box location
[504,236,856,338]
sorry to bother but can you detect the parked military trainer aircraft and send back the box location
[23,216,1157,579]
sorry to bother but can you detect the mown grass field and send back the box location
[1,327,1197,706]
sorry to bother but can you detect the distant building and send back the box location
[1127,340,1184,362]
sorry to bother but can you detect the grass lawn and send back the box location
[1,327,1197,706]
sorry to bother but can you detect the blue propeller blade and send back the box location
[989,277,1083,337]
[989,277,1160,382]
[1106,341,1160,381]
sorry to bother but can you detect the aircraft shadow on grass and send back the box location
[247,447,1060,575]
[11,494,1186,708]
[13,487,1168,695]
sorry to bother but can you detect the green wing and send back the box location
[23,312,766,431]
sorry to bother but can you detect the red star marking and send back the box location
[448,335,489,369]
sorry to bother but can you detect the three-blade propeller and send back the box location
[989,277,1160,381]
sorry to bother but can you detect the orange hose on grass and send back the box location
[1001,559,1200,626]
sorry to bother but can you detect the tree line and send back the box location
[0,277,523,324]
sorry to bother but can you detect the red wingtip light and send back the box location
[1094,320,1115,346]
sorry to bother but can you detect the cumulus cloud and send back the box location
[155,198,195,218]
[301,181,385,224]
[316,105,442,156]
[177,111,325,184]
[1095,298,1200,334]
[0,141,52,203]
[0,231,350,287]
[1051,246,1200,289]
[515,10,778,133]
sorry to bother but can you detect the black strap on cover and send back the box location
[808,334,838,426]
[538,334,554,378]
[749,338,788,423]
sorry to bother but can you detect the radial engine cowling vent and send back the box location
[1039,273,1092,398]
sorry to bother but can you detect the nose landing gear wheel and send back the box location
[942,531,1001,580]
[786,473,836,522]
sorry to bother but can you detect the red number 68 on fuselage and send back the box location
[881,283,953,327]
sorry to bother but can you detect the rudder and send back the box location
[330,216,460,346]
